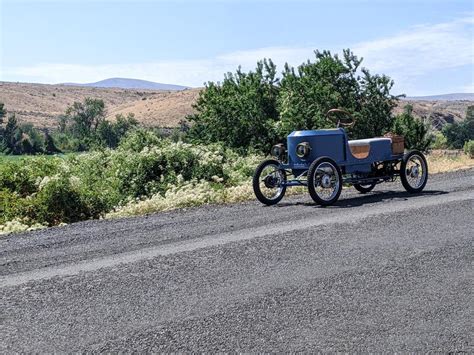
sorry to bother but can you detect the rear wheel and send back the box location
[400,150,428,193]
[253,159,286,205]
[307,157,342,206]
[354,183,376,194]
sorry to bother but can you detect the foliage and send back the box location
[118,128,162,152]
[95,113,139,149]
[0,113,46,155]
[466,105,474,121]
[189,50,400,153]
[0,141,261,231]
[0,103,58,155]
[188,59,280,151]
[431,131,448,149]
[63,97,106,138]
[54,99,138,151]
[392,105,432,151]
[442,119,474,149]
[278,50,399,140]
[464,140,474,158]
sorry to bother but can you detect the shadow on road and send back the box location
[276,189,448,209]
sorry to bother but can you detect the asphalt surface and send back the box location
[1,169,473,352]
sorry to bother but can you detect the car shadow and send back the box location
[275,189,448,209]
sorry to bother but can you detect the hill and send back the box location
[404,93,474,101]
[62,77,189,91]
[0,81,199,129]
[0,81,472,131]
[394,100,471,129]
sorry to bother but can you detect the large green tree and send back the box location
[64,97,106,139]
[188,59,280,151]
[188,50,401,152]
[278,49,399,139]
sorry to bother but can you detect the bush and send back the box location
[392,105,432,151]
[431,131,448,149]
[118,128,162,152]
[464,140,474,158]
[0,140,262,231]
[442,120,474,149]
[0,156,61,196]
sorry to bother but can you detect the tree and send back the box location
[466,105,474,121]
[64,98,106,139]
[44,131,61,154]
[278,50,399,140]
[0,103,6,152]
[392,105,432,151]
[442,120,474,149]
[0,103,5,124]
[441,106,474,149]
[189,50,401,152]
[96,113,138,148]
[188,59,280,151]
[0,114,45,154]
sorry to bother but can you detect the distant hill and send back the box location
[61,78,189,91]
[404,93,474,101]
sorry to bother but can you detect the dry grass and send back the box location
[107,89,200,127]
[427,152,474,174]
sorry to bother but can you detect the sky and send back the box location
[0,0,473,96]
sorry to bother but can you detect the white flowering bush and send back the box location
[0,139,263,233]
[0,219,46,235]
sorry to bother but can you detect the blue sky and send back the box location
[1,0,473,95]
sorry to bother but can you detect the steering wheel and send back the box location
[326,109,356,128]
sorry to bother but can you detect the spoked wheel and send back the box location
[253,159,287,205]
[354,183,376,194]
[308,157,342,206]
[400,150,428,193]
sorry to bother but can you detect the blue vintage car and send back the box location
[253,109,428,206]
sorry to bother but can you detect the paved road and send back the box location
[1,169,473,352]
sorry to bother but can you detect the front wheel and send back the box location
[253,159,287,205]
[307,157,342,206]
[400,150,428,193]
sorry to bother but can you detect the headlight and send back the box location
[296,142,311,159]
[271,144,286,159]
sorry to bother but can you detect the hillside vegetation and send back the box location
[0,81,471,131]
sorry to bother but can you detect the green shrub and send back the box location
[0,156,61,196]
[118,128,162,152]
[0,189,23,223]
[442,120,474,149]
[464,140,474,158]
[0,140,262,231]
[33,175,99,225]
[431,131,448,149]
[392,105,432,151]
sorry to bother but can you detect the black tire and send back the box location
[307,157,342,206]
[400,150,428,193]
[354,183,376,194]
[253,159,286,205]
